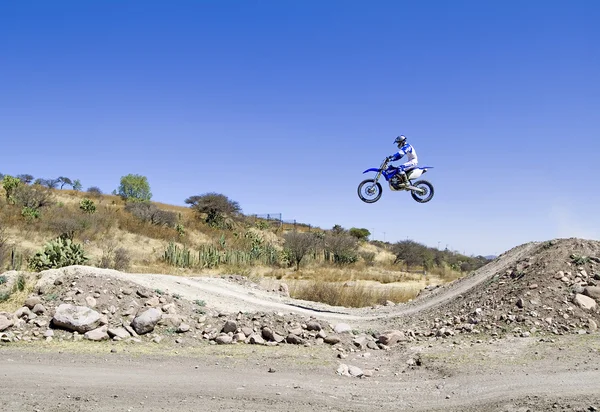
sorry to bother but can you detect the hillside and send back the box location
[1,185,489,308]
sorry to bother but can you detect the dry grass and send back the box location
[0,272,37,312]
[289,279,420,308]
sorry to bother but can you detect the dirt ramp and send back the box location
[393,238,600,337]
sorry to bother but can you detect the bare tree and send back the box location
[283,231,318,270]
[17,174,34,185]
[325,233,358,264]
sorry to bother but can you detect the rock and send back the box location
[241,327,254,337]
[377,330,405,346]
[15,307,34,320]
[145,297,160,307]
[324,336,341,345]
[32,304,47,315]
[215,334,233,345]
[85,296,97,308]
[136,289,151,298]
[286,334,305,345]
[107,327,131,340]
[336,364,349,376]
[158,314,184,328]
[43,329,54,338]
[306,321,322,331]
[122,322,139,338]
[262,327,284,343]
[24,296,42,309]
[288,327,303,336]
[573,294,597,311]
[131,308,162,335]
[247,334,265,345]
[222,320,237,334]
[233,332,246,342]
[177,323,191,333]
[588,319,598,332]
[583,286,600,301]
[366,341,379,350]
[84,326,109,341]
[52,304,102,333]
[33,318,47,328]
[333,323,352,334]
[278,283,289,297]
[348,365,364,377]
[353,336,367,349]
[516,298,525,309]
[161,303,177,313]
[0,315,13,332]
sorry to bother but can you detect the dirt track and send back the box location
[69,241,539,328]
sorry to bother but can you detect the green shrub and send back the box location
[79,198,96,214]
[21,206,40,221]
[28,237,88,271]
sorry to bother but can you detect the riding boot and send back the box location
[398,172,408,186]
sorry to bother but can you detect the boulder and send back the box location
[377,330,405,346]
[84,326,109,341]
[0,315,13,332]
[52,304,102,333]
[573,294,597,311]
[131,308,162,335]
[583,286,600,301]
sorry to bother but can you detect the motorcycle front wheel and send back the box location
[357,179,383,203]
[410,180,434,203]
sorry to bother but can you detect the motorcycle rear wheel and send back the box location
[358,179,383,203]
[410,180,434,203]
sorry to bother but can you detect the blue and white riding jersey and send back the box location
[390,143,418,163]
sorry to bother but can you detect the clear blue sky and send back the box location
[1,1,599,257]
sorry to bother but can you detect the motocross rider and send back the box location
[387,135,418,185]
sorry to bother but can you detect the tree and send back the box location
[331,224,346,235]
[349,227,370,241]
[2,175,21,203]
[72,179,83,191]
[35,178,60,189]
[325,233,358,264]
[185,192,241,227]
[392,239,426,270]
[283,231,318,270]
[12,184,53,210]
[118,174,152,202]
[86,186,103,197]
[57,176,73,189]
[17,174,34,185]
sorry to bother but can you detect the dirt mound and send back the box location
[398,238,600,338]
[0,267,366,351]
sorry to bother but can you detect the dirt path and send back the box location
[2,339,599,412]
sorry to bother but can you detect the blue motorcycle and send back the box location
[358,158,434,203]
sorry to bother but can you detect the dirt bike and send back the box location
[357,158,434,203]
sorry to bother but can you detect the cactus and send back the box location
[28,237,88,271]
[79,198,96,214]
[163,242,195,268]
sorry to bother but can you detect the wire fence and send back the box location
[250,213,313,232]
